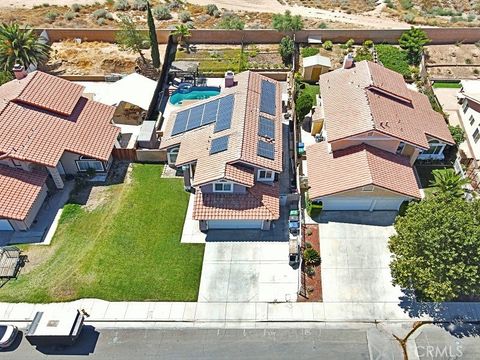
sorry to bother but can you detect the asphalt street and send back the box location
[1,324,479,360]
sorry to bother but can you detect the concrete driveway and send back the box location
[198,242,298,302]
[319,211,404,303]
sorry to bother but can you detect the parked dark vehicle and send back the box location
[0,325,18,348]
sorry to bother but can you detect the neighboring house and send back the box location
[306,60,454,211]
[302,54,331,82]
[457,80,480,184]
[0,68,119,231]
[160,71,283,230]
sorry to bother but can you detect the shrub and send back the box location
[363,39,374,48]
[279,36,294,65]
[218,13,245,30]
[306,228,313,236]
[448,125,465,145]
[71,3,82,12]
[301,47,319,57]
[403,12,416,24]
[305,266,315,277]
[384,0,394,8]
[467,14,476,22]
[105,12,114,20]
[355,46,372,62]
[45,11,58,22]
[346,38,354,48]
[272,10,303,31]
[296,92,313,121]
[303,248,321,266]
[64,11,76,21]
[322,40,333,50]
[466,58,473,65]
[399,0,413,10]
[474,69,479,75]
[178,10,191,23]
[97,18,106,26]
[153,5,172,20]
[132,0,148,11]
[376,44,411,78]
[318,22,327,29]
[305,242,312,248]
[212,9,221,18]
[113,0,130,11]
[168,0,183,10]
[206,4,218,16]
[92,8,108,19]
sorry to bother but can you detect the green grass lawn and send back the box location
[300,83,320,105]
[0,164,204,303]
[432,81,462,89]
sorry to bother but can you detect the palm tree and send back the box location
[0,23,51,72]
[172,24,191,53]
[429,168,469,198]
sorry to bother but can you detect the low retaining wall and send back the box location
[39,27,480,45]
[136,149,167,163]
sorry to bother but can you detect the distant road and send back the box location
[4,0,410,29]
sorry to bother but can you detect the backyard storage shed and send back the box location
[302,54,331,82]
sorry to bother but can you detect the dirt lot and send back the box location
[43,41,143,75]
[426,44,480,80]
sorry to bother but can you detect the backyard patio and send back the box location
[0,164,205,303]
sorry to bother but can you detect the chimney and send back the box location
[12,64,27,80]
[343,53,354,69]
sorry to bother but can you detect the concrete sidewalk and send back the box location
[2,299,480,325]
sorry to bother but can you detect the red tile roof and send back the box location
[193,182,280,220]
[306,142,421,199]
[320,61,454,148]
[0,71,119,167]
[0,165,47,221]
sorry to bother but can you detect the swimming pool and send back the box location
[169,86,221,105]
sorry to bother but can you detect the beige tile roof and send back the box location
[0,165,47,221]
[160,71,283,187]
[193,182,280,220]
[0,71,119,167]
[224,163,255,187]
[306,142,421,199]
[320,61,454,148]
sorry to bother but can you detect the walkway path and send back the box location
[2,299,480,327]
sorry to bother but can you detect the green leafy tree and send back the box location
[448,125,465,145]
[0,23,50,72]
[172,24,191,53]
[303,248,320,266]
[398,27,430,66]
[279,36,294,66]
[116,14,148,64]
[295,92,313,121]
[0,71,13,85]
[389,195,480,301]
[146,2,160,68]
[272,10,303,31]
[429,168,469,198]
[218,13,245,30]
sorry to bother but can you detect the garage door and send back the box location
[0,219,13,231]
[207,220,263,229]
[322,198,404,211]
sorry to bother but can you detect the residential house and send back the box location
[0,69,119,231]
[456,80,480,185]
[160,71,283,230]
[306,60,454,211]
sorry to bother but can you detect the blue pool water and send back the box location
[169,86,221,105]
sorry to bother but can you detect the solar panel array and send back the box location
[258,116,275,139]
[210,135,230,155]
[260,80,276,116]
[257,140,275,160]
[171,95,235,136]
[214,95,235,133]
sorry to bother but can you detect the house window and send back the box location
[470,115,475,126]
[76,156,104,172]
[167,148,179,165]
[474,128,480,143]
[396,142,406,155]
[213,181,233,193]
[462,100,469,113]
[258,169,274,181]
[422,141,445,155]
[362,185,374,192]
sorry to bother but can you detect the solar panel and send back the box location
[257,140,275,160]
[171,110,189,136]
[202,100,219,125]
[258,116,275,139]
[214,95,235,133]
[186,105,203,131]
[260,80,276,116]
[210,135,229,155]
